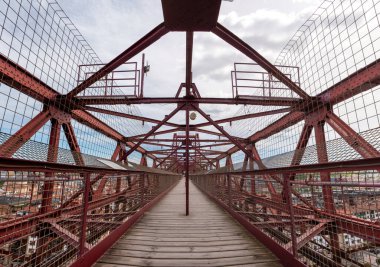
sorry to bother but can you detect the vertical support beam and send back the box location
[314,121,341,263]
[186,31,194,96]
[314,122,334,212]
[291,123,313,166]
[185,105,190,216]
[140,174,145,206]
[79,174,91,256]
[226,155,233,207]
[284,175,298,257]
[41,118,61,214]
[240,154,249,190]
[35,118,60,265]
[62,122,85,166]
[140,53,145,98]
[251,145,278,196]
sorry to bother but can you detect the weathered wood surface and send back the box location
[95,178,281,267]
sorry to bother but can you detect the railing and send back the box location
[0,158,179,267]
[231,62,300,99]
[192,157,380,267]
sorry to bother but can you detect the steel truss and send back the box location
[1,0,380,266]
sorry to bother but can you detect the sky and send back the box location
[59,0,321,123]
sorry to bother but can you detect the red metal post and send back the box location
[79,173,91,256]
[314,121,341,263]
[62,121,85,166]
[186,31,194,96]
[291,123,313,166]
[185,105,190,216]
[140,53,145,98]
[283,175,298,257]
[41,118,61,214]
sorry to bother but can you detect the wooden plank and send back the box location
[97,255,278,267]
[107,243,267,253]
[105,249,273,259]
[95,178,280,266]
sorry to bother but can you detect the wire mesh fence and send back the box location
[0,160,179,267]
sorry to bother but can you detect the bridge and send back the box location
[1,0,380,266]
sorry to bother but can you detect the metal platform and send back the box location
[95,178,281,267]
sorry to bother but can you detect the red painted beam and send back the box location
[85,106,180,128]
[132,138,231,143]
[290,123,313,166]
[214,60,380,163]
[193,107,291,127]
[326,111,380,158]
[0,110,51,157]
[319,59,380,105]
[0,54,58,102]
[62,122,85,166]
[79,96,301,106]
[185,31,193,95]
[41,118,61,214]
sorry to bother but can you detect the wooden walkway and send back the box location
[95,178,281,267]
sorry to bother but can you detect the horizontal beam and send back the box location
[196,156,380,176]
[193,107,291,127]
[71,110,155,159]
[79,96,301,106]
[139,138,232,142]
[85,106,180,128]
[0,157,178,176]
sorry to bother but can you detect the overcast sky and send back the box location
[59,0,320,118]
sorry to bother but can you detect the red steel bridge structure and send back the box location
[1,0,380,266]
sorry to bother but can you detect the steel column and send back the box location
[186,31,194,95]
[185,106,190,215]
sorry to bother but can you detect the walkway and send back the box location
[95,178,281,267]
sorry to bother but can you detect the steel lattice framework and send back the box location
[1,0,380,266]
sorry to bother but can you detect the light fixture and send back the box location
[190,112,197,120]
